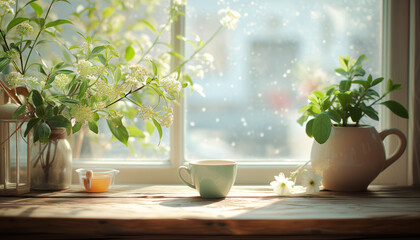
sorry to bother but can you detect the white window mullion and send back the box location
[170,2,186,169]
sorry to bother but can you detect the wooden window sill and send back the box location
[1,185,420,239]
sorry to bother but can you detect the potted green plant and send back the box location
[0,0,240,190]
[297,54,408,192]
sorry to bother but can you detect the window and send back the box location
[185,0,382,162]
[65,0,411,185]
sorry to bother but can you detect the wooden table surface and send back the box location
[0,185,420,239]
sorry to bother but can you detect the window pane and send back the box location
[51,0,172,162]
[185,0,382,161]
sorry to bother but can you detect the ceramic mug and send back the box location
[178,160,237,198]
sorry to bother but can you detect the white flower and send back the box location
[158,107,174,128]
[7,72,24,86]
[218,7,241,30]
[270,172,294,196]
[138,105,154,120]
[127,64,149,85]
[301,170,322,194]
[76,60,93,78]
[24,76,42,89]
[54,74,70,90]
[16,22,33,36]
[160,76,181,94]
[0,0,15,14]
[95,80,124,102]
[70,105,94,123]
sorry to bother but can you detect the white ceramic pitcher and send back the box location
[311,126,407,192]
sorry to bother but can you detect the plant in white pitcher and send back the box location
[297,54,408,192]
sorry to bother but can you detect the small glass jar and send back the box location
[31,127,72,190]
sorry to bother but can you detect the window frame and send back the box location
[72,0,413,185]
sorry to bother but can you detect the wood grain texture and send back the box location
[0,185,419,239]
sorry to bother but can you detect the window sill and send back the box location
[1,185,419,239]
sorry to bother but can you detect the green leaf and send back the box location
[139,20,156,33]
[168,51,184,60]
[126,125,146,138]
[354,54,368,68]
[150,59,158,76]
[339,80,351,92]
[30,3,43,17]
[145,121,155,135]
[327,110,341,123]
[372,77,384,86]
[106,118,129,145]
[0,58,11,72]
[353,80,368,89]
[24,118,40,137]
[7,18,28,32]
[102,7,115,17]
[12,104,26,119]
[312,113,332,144]
[366,89,380,98]
[334,68,347,77]
[298,104,311,114]
[91,45,106,54]
[37,122,51,144]
[326,87,338,96]
[338,56,348,72]
[353,67,366,77]
[305,118,314,137]
[45,19,72,28]
[31,90,43,107]
[337,93,353,110]
[88,121,99,134]
[312,90,324,98]
[152,118,163,145]
[381,100,409,119]
[72,121,82,134]
[124,46,135,62]
[297,113,308,126]
[48,115,71,128]
[360,104,379,121]
[97,54,106,65]
[76,81,88,99]
[114,67,122,82]
[349,107,363,123]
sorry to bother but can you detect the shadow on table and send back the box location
[160,197,225,208]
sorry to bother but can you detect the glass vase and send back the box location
[31,127,72,190]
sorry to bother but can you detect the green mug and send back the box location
[178,160,237,198]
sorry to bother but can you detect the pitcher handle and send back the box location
[178,166,195,189]
[379,128,407,171]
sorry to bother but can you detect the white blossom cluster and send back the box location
[126,64,149,86]
[159,76,181,94]
[70,105,94,123]
[138,105,154,120]
[0,0,15,14]
[76,60,105,80]
[157,107,173,128]
[16,22,33,36]
[95,79,125,102]
[218,7,241,30]
[138,105,174,128]
[54,74,70,90]
[7,72,43,90]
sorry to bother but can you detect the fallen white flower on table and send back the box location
[301,170,322,194]
[270,172,294,196]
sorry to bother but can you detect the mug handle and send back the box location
[178,166,195,189]
[379,128,407,171]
